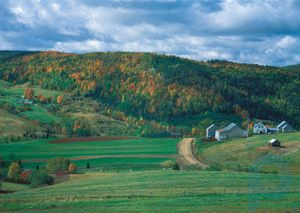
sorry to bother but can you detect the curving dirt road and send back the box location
[177,138,208,169]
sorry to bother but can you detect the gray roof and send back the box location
[217,123,237,133]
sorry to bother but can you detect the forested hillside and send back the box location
[0,51,299,136]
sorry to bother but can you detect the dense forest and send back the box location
[0,50,299,135]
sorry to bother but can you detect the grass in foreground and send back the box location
[0,170,299,212]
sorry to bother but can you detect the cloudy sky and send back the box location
[1,0,300,66]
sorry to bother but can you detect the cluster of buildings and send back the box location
[206,120,294,141]
[253,121,293,134]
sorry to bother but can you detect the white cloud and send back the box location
[53,39,109,52]
[276,36,296,49]
[2,0,300,65]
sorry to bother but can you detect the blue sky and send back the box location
[1,0,300,66]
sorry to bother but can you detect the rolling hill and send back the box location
[0,50,299,138]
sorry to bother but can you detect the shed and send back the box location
[268,139,281,147]
[206,124,220,138]
[215,123,247,141]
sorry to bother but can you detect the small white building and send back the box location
[277,121,293,133]
[206,124,220,138]
[268,139,281,147]
[215,123,248,141]
[253,122,268,134]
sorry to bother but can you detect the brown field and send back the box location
[49,136,139,143]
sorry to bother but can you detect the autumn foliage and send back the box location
[57,95,64,104]
[24,88,35,100]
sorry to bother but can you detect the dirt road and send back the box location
[177,138,208,169]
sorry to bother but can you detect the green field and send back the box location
[197,132,300,175]
[0,138,179,170]
[20,107,61,124]
[1,170,300,212]
[0,132,299,212]
[0,80,62,98]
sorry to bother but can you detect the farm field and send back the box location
[197,132,300,175]
[1,170,300,212]
[0,137,180,170]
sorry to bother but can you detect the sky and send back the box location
[1,0,300,66]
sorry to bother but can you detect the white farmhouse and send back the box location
[253,122,268,134]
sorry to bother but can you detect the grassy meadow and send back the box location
[1,170,300,212]
[197,132,300,175]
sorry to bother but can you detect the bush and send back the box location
[160,160,179,170]
[206,163,222,171]
[7,162,21,182]
[30,169,54,188]
[47,157,70,174]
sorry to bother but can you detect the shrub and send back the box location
[20,170,32,183]
[47,157,70,174]
[206,163,222,171]
[160,160,179,170]
[30,168,54,188]
[7,162,21,182]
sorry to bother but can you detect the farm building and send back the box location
[268,139,281,147]
[206,124,220,138]
[253,122,268,134]
[277,121,293,133]
[215,123,248,141]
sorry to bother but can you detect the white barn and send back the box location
[215,123,248,141]
[206,124,220,138]
[253,122,268,134]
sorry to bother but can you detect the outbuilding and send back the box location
[268,139,281,147]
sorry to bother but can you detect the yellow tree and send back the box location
[192,127,199,136]
[8,162,21,181]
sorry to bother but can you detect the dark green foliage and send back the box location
[30,168,54,188]
[47,157,70,174]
